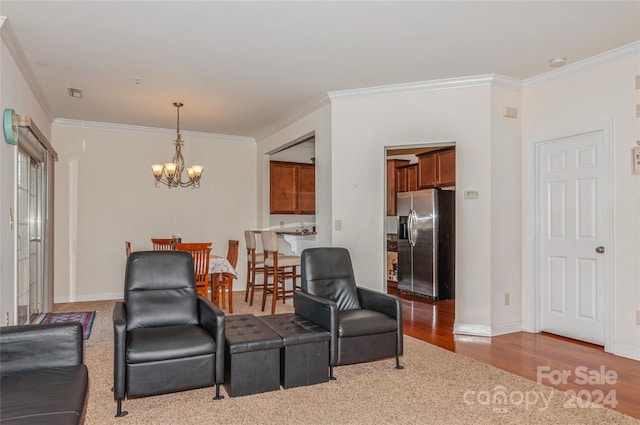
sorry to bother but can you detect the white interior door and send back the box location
[538,131,606,345]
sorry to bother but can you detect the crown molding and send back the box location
[328,74,523,102]
[1,19,53,122]
[256,93,331,141]
[524,40,640,88]
[258,75,522,140]
[53,118,255,143]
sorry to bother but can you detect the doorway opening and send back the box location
[384,143,455,295]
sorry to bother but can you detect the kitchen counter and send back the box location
[250,230,317,254]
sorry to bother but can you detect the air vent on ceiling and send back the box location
[67,87,83,98]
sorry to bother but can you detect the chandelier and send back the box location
[151,102,203,188]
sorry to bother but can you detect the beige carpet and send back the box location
[53,296,639,425]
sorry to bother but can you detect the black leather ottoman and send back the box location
[258,313,330,389]
[224,314,283,397]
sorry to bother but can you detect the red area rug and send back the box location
[37,311,96,340]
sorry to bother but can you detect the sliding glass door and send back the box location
[15,117,56,325]
[16,150,44,323]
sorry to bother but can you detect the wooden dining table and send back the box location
[208,254,238,306]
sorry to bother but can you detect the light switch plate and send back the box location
[335,219,342,231]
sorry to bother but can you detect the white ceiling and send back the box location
[2,1,639,139]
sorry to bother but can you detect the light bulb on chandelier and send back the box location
[151,102,203,188]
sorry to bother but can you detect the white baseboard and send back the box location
[611,342,640,361]
[54,292,123,304]
[453,321,523,337]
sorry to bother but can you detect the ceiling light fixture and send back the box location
[151,102,203,188]
[549,57,566,68]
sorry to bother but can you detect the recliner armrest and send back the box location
[0,322,84,374]
[357,287,402,320]
[358,287,403,356]
[198,296,225,384]
[294,291,336,332]
[113,301,127,400]
[295,291,339,366]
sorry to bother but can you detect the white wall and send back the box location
[329,80,522,332]
[489,85,523,328]
[52,122,256,301]
[0,34,52,324]
[522,47,640,358]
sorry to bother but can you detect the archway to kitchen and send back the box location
[265,132,317,256]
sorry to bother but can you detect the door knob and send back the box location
[595,246,605,254]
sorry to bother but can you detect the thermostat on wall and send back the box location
[464,190,479,199]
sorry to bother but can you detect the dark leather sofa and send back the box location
[0,322,89,425]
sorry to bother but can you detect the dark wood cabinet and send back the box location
[417,148,456,189]
[396,164,418,193]
[387,159,409,216]
[396,167,408,193]
[436,149,456,187]
[417,153,437,188]
[270,161,315,214]
[407,164,418,191]
[298,163,316,214]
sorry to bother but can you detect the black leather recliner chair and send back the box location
[294,247,403,379]
[0,322,88,425]
[113,251,225,417]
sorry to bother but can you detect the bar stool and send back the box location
[244,231,265,306]
[260,231,301,315]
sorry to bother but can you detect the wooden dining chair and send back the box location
[212,240,239,313]
[174,243,212,298]
[260,231,301,315]
[125,241,132,258]
[151,238,175,251]
[244,231,265,306]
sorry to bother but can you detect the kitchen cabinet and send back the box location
[386,159,409,216]
[298,163,316,214]
[270,161,315,214]
[417,148,456,189]
[396,164,417,193]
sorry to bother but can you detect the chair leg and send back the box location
[115,399,128,417]
[244,260,251,302]
[261,265,268,311]
[228,281,233,314]
[395,355,404,370]
[281,268,287,305]
[271,267,278,315]
[220,285,227,309]
[213,383,224,400]
[249,265,256,306]
[329,366,336,381]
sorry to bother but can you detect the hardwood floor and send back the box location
[394,290,640,419]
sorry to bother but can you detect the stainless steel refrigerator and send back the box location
[397,188,455,299]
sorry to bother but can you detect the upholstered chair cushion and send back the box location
[300,247,361,311]
[125,251,199,330]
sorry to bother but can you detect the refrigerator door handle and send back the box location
[408,208,417,247]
